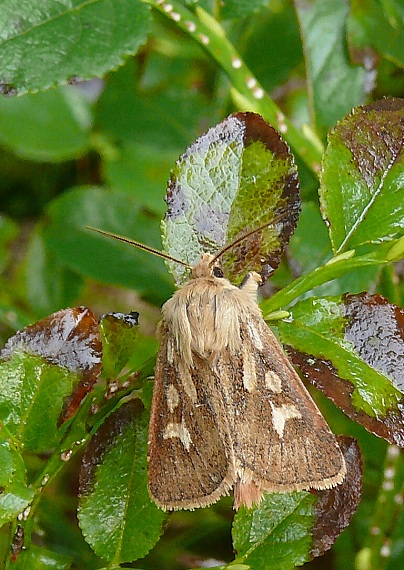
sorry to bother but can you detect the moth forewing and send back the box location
[147,254,346,510]
[86,225,346,510]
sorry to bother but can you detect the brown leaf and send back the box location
[311,436,362,558]
[79,399,143,496]
[1,307,102,423]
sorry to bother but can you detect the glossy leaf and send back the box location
[0,87,91,162]
[289,203,381,298]
[295,0,367,137]
[99,311,139,379]
[232,491,315,569]
[162,112,300,285]
[279,293,404,446]
[320,98,404,254]
[0,432,34,526]
[0,308,102,450]
[0,0,151,95]
[78,400,165,563]
[42,186,174,306]
[0,351,76,452]
[261,240,393,316]
[231,434,361,568]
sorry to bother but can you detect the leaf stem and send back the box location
[260,249,388,317]
[142,0,323,174]
[358,445,404,570]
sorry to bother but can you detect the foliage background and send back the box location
[0,0,403,568]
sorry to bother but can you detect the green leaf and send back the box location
[103,142,175,217]
[0,87,91,162]
[278,293,404,445]
[10,545,72,569]
[78,400,165,563]
[25,227,84,318]
[348,0,404,68]
[261,241,392,315]
[41,186,174,306]
[0,0,151,95]
[232,492,316,569]
[0,307,102,448]
[0,432,34,526]
[97,58,215,152]
[289,202,332,273]
[240,3,303,94]
[162,112,300,285]
[0,352,76,452]
[320,98,404,254]
[295,0,367,137]
[99,311,139,379]
[289,204,381,298]
[220,0,273,19]
[0,301,32,334]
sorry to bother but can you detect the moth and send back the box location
[89,225,346,511]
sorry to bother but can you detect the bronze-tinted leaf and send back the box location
[343,292,404,390]
[285,293,404,446]
[79,399,141,497]
[311,436,362,558]
[78,399,165,563]
[163,112,300,285]
[290,349,404,447]
[320,97,404,254]
[1,307,102,423]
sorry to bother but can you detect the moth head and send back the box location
[191,253,224,279]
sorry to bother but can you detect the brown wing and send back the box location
[147,326,236,510]
[220,315,346,495]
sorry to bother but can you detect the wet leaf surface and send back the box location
[162,112,300,285]
[232,491,315,569]
[0,0,151,95]
[320,98,404,254]
[343,293,404,390]
[0,308,102,443]
[0,431,34,526]
[280,293,404,446]
[78,399,165,563]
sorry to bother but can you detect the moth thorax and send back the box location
[191,253,216,279]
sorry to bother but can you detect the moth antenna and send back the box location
[86,226,192,269]
[210,211,287,265]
